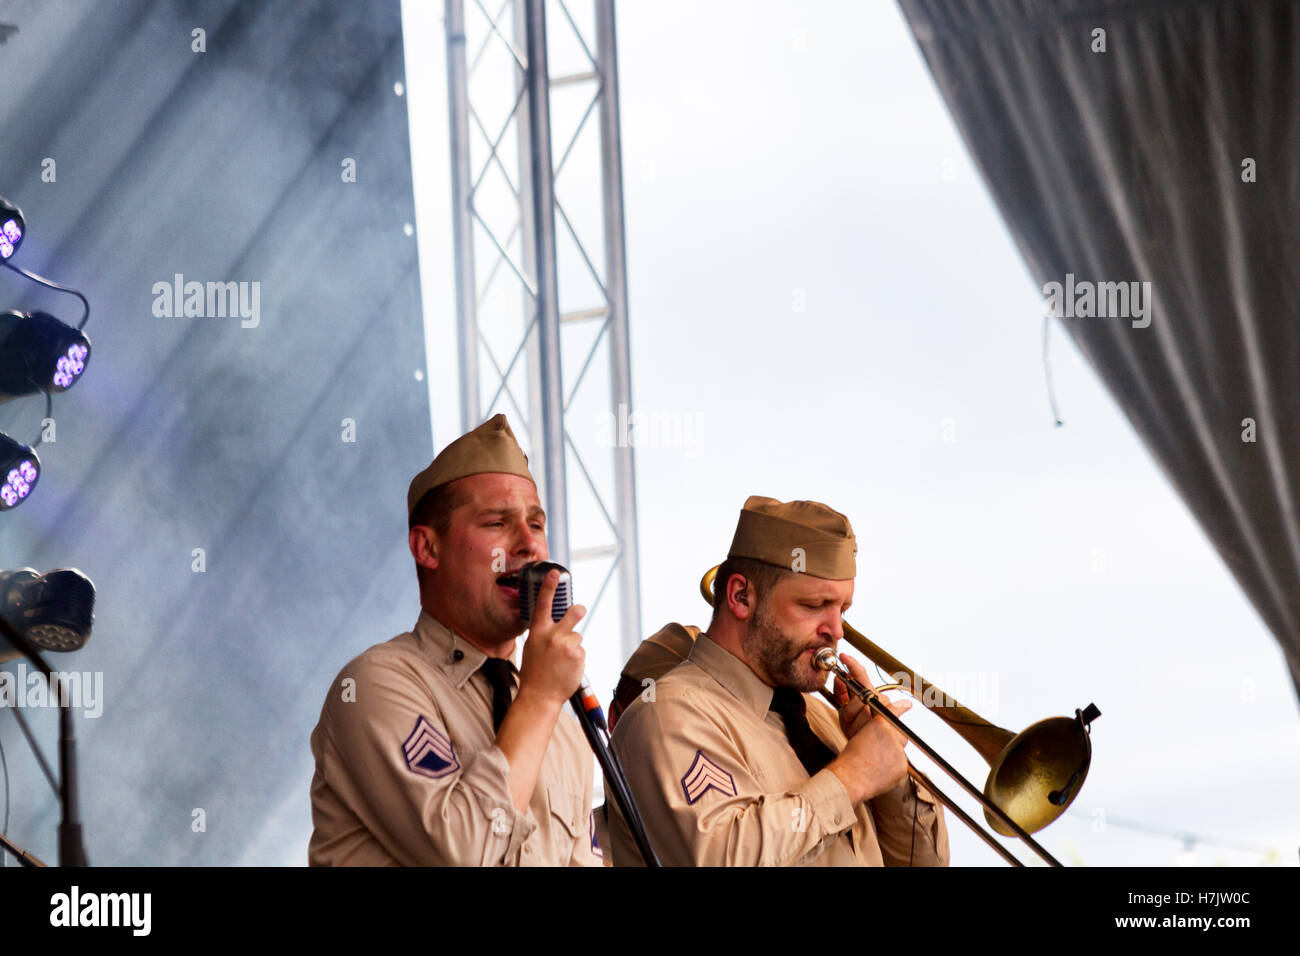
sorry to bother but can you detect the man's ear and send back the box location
[725,573,753,621]
[409,525,439,571]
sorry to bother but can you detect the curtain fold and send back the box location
[898,0,1300,699]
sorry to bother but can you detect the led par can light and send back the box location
[0,197,23,260]
[0,567,95,655]
[0,310,91,400]
[0,432,39,510]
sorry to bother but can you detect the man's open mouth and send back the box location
[496,571,521,599]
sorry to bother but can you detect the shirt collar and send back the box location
[687,632,775,716]
[413,610,517,690]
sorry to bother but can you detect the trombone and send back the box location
[700,566,1100,867]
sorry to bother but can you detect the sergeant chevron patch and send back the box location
[403,715,459,779]
[681,750,737,804]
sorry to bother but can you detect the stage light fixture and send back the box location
[0,197,23,260]
[0,431,40,509]
[0,310,91,401]
[0,568,95,661]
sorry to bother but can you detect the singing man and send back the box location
[308,414,603,865]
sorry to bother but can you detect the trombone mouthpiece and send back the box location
[813,648,840,672]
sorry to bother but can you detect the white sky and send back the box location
[401,0,1299,866]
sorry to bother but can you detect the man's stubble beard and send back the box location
[445,578,524,649]
[482,591,526,645]
[742,600,825,693]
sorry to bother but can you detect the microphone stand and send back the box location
[0,614,88,867]
[568,689,660,867]
[518,562,660,866]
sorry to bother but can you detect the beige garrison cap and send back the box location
[407,414,535,517]
[620,623,699,684]
[727,495,857,579]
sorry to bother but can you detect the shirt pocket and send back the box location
[545,783,586,861]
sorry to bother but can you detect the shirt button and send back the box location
[452,650,464,662]
[834,813,842,825]
[523,844,532,855]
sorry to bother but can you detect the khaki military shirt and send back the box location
[609,632,949,866]
[308,610,603,866]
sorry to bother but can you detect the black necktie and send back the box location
[769,687,836,776]
[480,658,516,732]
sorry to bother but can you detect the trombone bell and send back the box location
[983,711,1098,836]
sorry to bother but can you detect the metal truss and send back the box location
[444,0,642,656]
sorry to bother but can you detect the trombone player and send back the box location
[607,495,949,866]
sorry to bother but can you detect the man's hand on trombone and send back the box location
[826,653,912,804]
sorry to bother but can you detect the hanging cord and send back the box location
[908,776,918,866]
[0,729,7,868]
[1,260,90,330]
[1,723,8,839]
[1042,313,1064,427]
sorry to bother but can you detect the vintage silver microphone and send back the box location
[510,559,659,866]
[514,561,606,730]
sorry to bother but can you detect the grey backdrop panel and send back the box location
[898,0,1300,702]
[0,0,429,864]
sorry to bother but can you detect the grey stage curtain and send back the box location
[897,0,1300,700]
[0,0,429,863]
